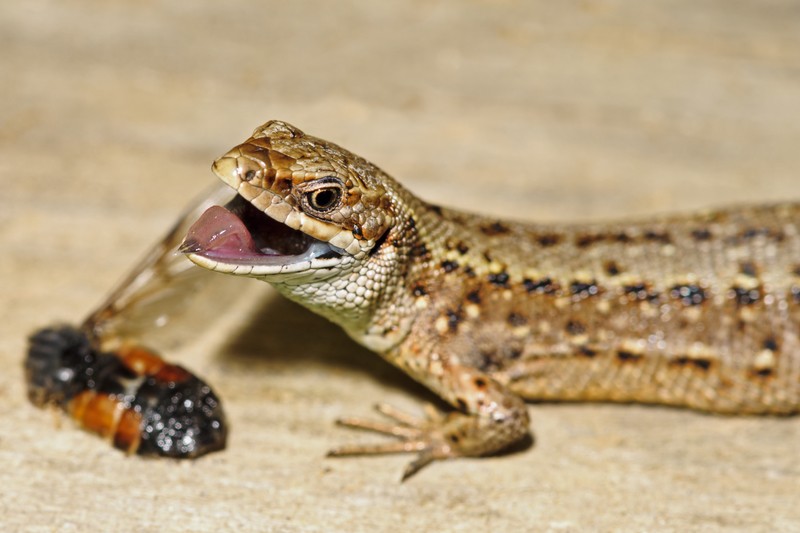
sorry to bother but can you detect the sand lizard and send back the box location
[181,120,800,479]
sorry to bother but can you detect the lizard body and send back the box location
[183,120,800,478]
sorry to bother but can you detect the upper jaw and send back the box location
[211,144,365,256]
[181,194,347,277]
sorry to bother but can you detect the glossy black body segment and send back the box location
[25,325,227,458]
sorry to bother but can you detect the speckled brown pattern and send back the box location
[187,120,800,479]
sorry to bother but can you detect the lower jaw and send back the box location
[183,195,343,270]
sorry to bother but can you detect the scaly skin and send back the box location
[186,120,800,479]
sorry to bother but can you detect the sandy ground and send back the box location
[1,1,799,531]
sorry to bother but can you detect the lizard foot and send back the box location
[327,402,461,481]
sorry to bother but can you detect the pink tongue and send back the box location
[183,206,262,258]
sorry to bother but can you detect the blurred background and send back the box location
[1,1,798,531]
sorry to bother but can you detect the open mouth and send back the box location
[181,195,343,267]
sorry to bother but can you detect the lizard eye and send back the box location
[301,177,344,214]
[308,188,340,211]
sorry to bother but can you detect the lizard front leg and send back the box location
[328,356,531,480]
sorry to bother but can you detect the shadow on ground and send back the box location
[218,295,436,402]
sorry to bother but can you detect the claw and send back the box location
[327,403,454,480]
[401,452,436,482]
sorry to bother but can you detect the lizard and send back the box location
[181,120,800,479]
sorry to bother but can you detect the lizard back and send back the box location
[399,201,800,414]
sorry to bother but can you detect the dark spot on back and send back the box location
[466,290,481,304]
[410,242,429,258]
[604,261,622,276]
[575,233,607,248]
[739,262,758,278]
[578,346,597,358]
[536,233,562,247]
[750,368,774,378]
[614,232,633,243]
[429,205,443,216]
[762,337,779,351]
[691,229,712,241]
[457,241,470,255]
[616,350,643,362]
[670,284,707,306]
[734,227,786,244]
[506,347,523,360]
[731,286,761,306]
[481,222,511,236]
[473,377,487,389]
[624,283,659,302]
[412,284,427,297]
[670,356,713,371]
[523,278,559,295]
[446,308,463,332]
[488,272,510,287]
[565,320,585,335]
[441,260,459,273]
[463,265,476,277]
[456,397,467,411]
[570,280,599,299]
[476,350,500,372]
[507,312,527,327]
[690,359,713,371]
[644,230,672,244]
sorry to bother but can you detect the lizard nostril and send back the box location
[237,158,263,182]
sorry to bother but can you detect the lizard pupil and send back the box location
[308,188,340,211]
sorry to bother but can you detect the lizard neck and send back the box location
[266,180,436,354]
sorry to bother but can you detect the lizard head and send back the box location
[182,120,398,281]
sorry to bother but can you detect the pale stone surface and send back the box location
[1,1,799,531]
